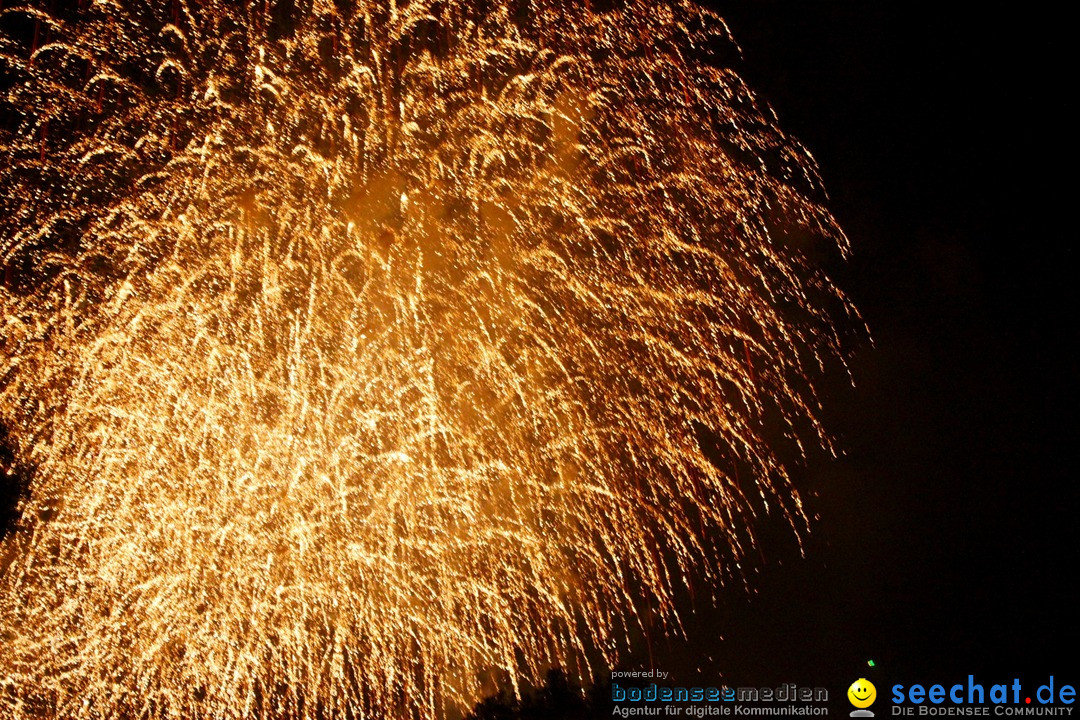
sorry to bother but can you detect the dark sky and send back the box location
[633,0,1076,705]
[1,2,1075,715]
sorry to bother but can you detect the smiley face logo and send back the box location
[848,678,877,709]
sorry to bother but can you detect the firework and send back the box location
[0,1,854,718]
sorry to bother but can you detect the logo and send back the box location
[890,676,1076,715]
[849,679,878,717]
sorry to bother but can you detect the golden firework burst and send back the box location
[0,1,855,718]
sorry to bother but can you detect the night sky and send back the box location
[0,1,1075,716]
[637,0,1076,703]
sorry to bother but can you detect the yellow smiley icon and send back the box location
[848,679,877,708]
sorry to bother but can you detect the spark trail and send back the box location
[0,1,855,718]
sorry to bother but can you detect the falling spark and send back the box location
[0,1,855,718]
